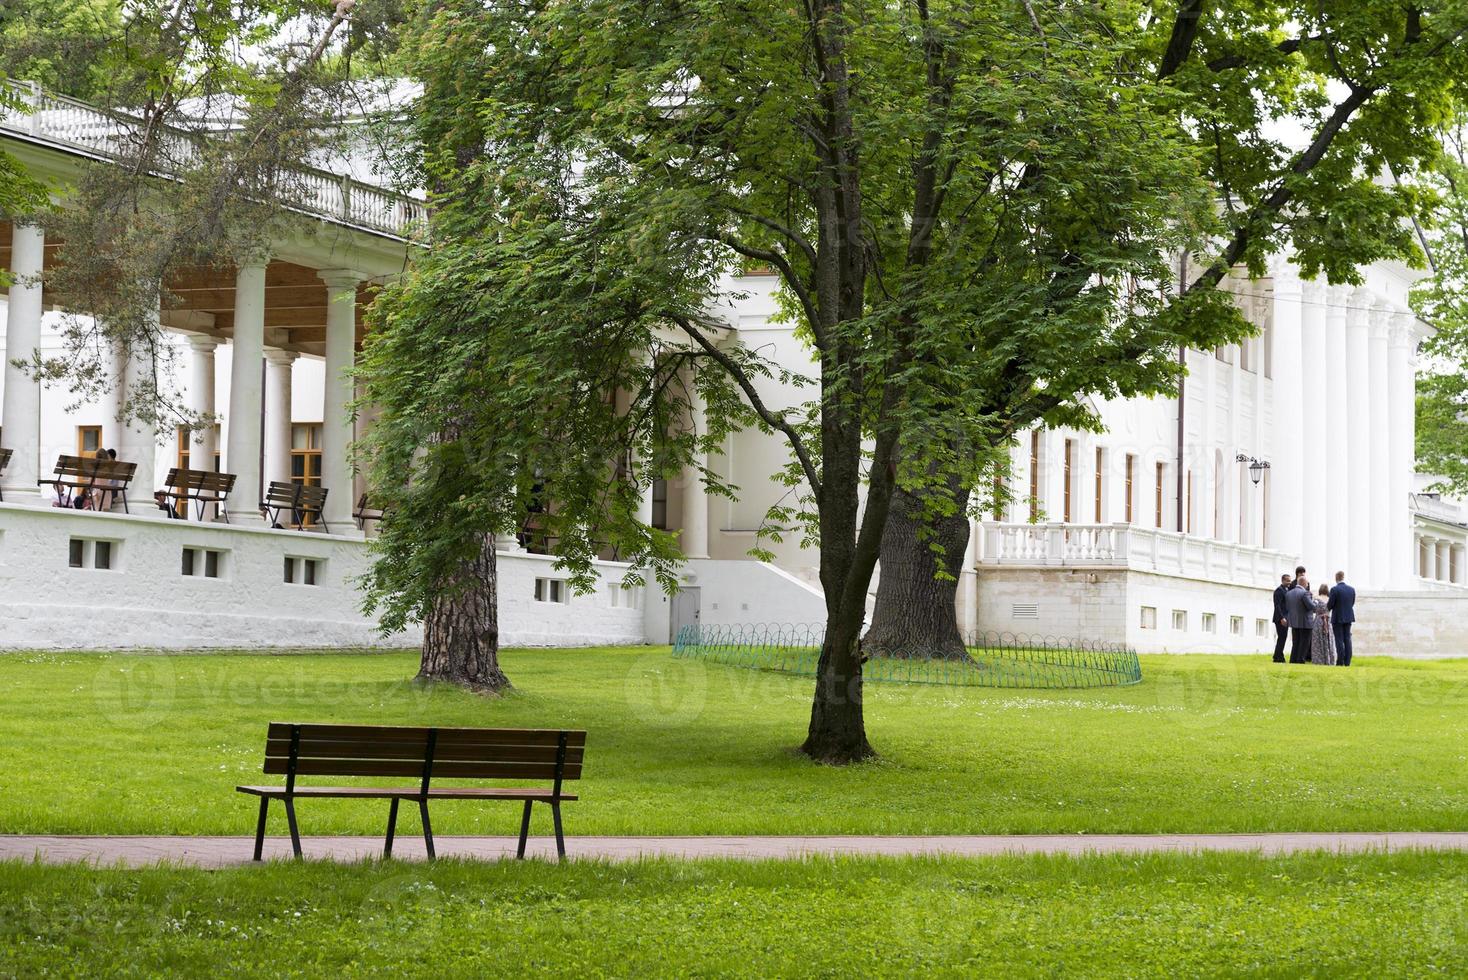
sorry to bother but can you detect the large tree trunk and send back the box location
[863,480,971,661]
[418,533,511,693]
[800,611,875,764]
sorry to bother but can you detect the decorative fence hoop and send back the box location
[672,624,1142,689]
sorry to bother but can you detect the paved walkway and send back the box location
[3,833,1467,868]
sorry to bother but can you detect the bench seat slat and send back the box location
[263,758,582,779]
[237,785,579,801]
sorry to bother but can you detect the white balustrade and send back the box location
[979,521,1296,587]
[0,80,426,238]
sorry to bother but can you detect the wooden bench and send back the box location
[261,481,328,531]
[163,467,237,521]
[237,723,585,861]
[39,454,138,512]
[0,447,10,501]
[353,493,384,530]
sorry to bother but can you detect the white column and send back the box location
[679,367,710,559]
[1367,302,1392,588]
[319,269,365,531]
[1299,280,1328,564]
[187,336,218,468]
[1323,287,1349,580]
[1268,269,1304,560]
[263,349,297,489]
[118,296,161,514]
[1,221,44,500]
[101,342,126,458]
[226,258,268,521]
[1387,314,1416,588]
[1435,540,1448,582]
[1344,290,1372,580]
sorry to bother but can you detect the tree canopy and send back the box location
[358,0,1253,761]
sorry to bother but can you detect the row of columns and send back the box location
[0,221,364,530]
[1271,272,1419,589]
[1417,535,1465,585]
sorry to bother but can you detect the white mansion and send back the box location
[2,82,1465,656]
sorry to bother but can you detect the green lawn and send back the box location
[0,648,1465,837]
[2,852,1466,976]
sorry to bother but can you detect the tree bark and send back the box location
[863,481,972,661]
[418,533,511,693]
[800,612,875,764]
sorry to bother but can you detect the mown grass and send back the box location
[0,648,1465,836]
[2,852,1466,977]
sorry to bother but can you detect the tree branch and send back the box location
[668,312,823,497]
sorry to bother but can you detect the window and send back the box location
[181,547,225,579]
[1062,438,1074,523]
[1172,609,1188,631]
[1201,613,1216,634]
[283,556,322,586]
[77,425,101,456]
[1029,430,1040,521]
[1231,616,1244,636]
[291,424,323,487]
[68,538,116,570]
[176,425,221,472]
[1140,606,1157,630]
[1094,447,1104,523]
[609,584,639,609]
[1155,461,1166,529]
[1124,455,1135,524]
[535,578,568,603]
[1256,618,1269,638]
[650,479,668,530]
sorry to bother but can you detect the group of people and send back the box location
[1271,566,1356,666]
[50,447,121,511]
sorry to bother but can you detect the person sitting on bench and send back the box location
[154,490,182,519]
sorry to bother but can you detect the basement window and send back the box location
[1172,610,1188,632]
[68,538,117,571]
[1139,606,1157,630]
[284,556,323,586]
[182,547,226,579]
[1230,616,1244,636]
[535,578,568,604]
[1201,613,1216,634]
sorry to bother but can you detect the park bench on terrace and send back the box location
[353,493,384,530]
[39,454,137,512]
[0,448,10,500]
[237,723,585,861]
[261,481,328,531]
[162,467,237,522]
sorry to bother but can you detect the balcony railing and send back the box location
[0,79,426,240]
[978,522,1296,588]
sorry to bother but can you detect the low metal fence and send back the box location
[672,623,1142,689]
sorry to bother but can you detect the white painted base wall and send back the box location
[0,504,645,650]
[1350,590,1468,658]
[684,558,827,626]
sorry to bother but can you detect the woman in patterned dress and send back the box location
[1310,584,1336,665]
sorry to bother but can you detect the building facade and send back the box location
[0,81,1460,655]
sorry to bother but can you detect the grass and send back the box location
[0,647,1465,837]
[2,852,1466,976]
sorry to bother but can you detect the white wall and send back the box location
[0,504,646,650]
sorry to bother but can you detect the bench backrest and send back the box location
[263,481,328,508]
[50,455,137,483]
[0,447,11,470]
[164,467,236,494]
[262,723,586,794]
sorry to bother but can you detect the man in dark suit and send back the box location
[1327,571,1356,666]
[1271,573,1292,662]
[1285,575,1315,664]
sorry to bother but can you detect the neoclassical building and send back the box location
[2,81,1464,655]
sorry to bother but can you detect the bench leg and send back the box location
[516,800,533,860]
[384,798,400,858]
[419,799,435,860]
[283,797,302,859]
[252,797,269,861]
[551,801,565,862]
